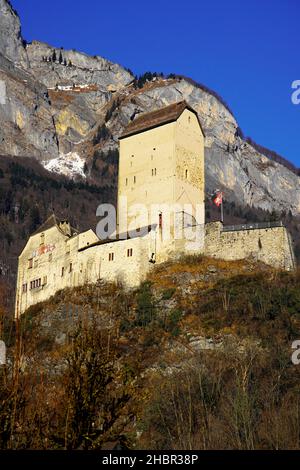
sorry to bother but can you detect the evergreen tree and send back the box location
[52,50,57,62]
[59,51,63,64]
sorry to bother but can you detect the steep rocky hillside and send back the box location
[1,256,300,449]
[0,0,299,216]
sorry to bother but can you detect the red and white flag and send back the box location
[213,191,223,207]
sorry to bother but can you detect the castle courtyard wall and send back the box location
[204,222,295,270]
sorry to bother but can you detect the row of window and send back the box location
[23,248,134,293]
[22,276,48,293]
[109,248,133,261]
[124,169,189,186]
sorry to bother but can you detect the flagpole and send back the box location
[221,199,224,224]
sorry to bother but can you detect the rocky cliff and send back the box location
[0,0,299,216]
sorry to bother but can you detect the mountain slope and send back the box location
[0,0,299,282]
[1,256,300,449]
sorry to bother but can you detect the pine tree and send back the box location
[59,51,63,64]
[52,50,57,62]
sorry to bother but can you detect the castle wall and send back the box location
[15,226,99,316]
[15,226,155,317]
[77,232,154,287]
[204,222,295,270]
[174,109,205,225]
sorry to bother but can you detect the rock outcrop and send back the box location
[0,0,28,66]
[0,0,299,216]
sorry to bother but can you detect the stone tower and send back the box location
[118,101,205,259]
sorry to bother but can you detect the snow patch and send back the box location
[42,152,86,179]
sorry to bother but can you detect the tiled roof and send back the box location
[119,100,204,139]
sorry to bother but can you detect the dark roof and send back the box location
[78,224,157,252]
[119,100,205,139]
[32,214,58,235]
[32,214,77,237]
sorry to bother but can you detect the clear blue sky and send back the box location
[12,0,300,167]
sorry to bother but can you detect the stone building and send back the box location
[15,101,296,317]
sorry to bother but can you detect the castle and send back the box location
[15,101,296,317]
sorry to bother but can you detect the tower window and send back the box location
[40,233,45,245]
[133,176,136,184]
[28,258,33,269]
[127,248,133,257]
[159,213,163,228]
[69,263,73,273]
[125,177,128,186]
[109,253,114,261]
[188,116,191,123]
[61,267,64,277]
[22,283,27,293]
[185,169,188,179]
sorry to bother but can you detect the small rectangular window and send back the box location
[127,248,133,257]
[61,267,64,277]
[125,178,128,186]
[28,258,33,269]
[37,278,41,288]
[133,176,136,184]
[22,283,27,293]
[69,263,72,273]
[109,253,114,261]
[40,233,45,246]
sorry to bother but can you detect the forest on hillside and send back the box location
[0,256,300,449]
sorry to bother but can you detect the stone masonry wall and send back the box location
[204,222,295,270]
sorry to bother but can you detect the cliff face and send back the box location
[0,0,28,66]
[89,78,300,215]
[0,0,299,216]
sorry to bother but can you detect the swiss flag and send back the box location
[213,191,223,207]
